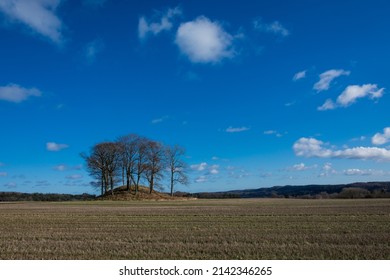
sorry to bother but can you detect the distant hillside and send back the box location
[0,192,96,202]
[186,181,390,199]
[1,181,390,201]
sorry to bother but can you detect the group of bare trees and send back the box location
[81,134,188,196]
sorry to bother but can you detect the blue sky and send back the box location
[0,0,390,194]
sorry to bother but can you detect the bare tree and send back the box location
[166,145,188,196]
[81,142,117,196]
[144,140,165,194]
[82,134,189,197]
[103,142,121,195]
[117,134,139,192]
[133,137,148,194]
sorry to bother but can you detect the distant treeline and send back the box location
[0,192,96,202]
[180,182,390,199]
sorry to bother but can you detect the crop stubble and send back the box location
[0,199,389,259]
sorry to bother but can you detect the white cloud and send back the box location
[85,39,104,64]
[343,169,374,176]
[0,83,41,103]
[372,127,390,145]
[293,70,306,81]
[264,130,283,137]
[209,164,219,175]
[175,16,234,63]
[318,84,385,111]
[66,174,82,180]
[226,126,250,133]
[53,164,67,171]
[138,6,182,40]
[195,175,207,183]
[46,142,69,152]
[313,69,350,92]
[4,182,17,188]
[0,172,7,177]
[319,162,337,177]
[336,84,384,107]
[317,99,336,111]
[190,162,208,171]
[294,137,390,161]
[253,18,290,37]
[291,163,308,171]
[0,0,63,43]
[151,115,169,124]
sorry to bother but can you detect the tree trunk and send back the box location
[170,170,174,196]
[110,176,114,195]
[126,174,130,192]
[149,174,154,194]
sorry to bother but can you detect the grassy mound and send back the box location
[97,185,193,201]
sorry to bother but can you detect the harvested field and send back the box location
[0,199,389,259]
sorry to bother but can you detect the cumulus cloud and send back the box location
[318,84,385,111]
[253,18,290,37]
[293,137,390,161]
[138,6,182,40]
[293,70,306,81]
[336,84,384,107]
[226,126,250,133]
[372,127,390,145]
[175,16,234,63]
[313,69,350,92]
[46,142,69,152]
[0,83,41,103]
[0,0,63,43]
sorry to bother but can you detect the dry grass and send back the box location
[0,199,389,259]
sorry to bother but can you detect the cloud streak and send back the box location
[318,84,384,111]
[0,0,63,43]
[138,6,182,40]
[292,70,306,81]
[46,142,69,152]
[0,83,41,103]
[226,126,250,133]
[314,69,350,92]
[253,18,290,37]
[85,39,105,64]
